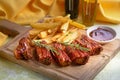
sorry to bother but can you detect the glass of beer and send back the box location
[81,0,98,26]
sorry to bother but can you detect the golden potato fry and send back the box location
[60,21,69,33]
[62,29,79,43]
[29,29,42,35]
[38,31,48,39]
[53,16,69,24]
[29,29,43,39]
[40,37,52,43]
[51,33,62,42]
[30,22,61,30]
[47,29,52,34]
[69,20,86,29]
[57,28,74,42]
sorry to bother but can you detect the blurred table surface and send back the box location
[0,23,120,80]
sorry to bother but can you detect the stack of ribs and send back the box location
[14,35,103,67]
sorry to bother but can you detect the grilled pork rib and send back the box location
[51,42,71,66]
[65,45,89,65]
[36,46,52,65]
[75,35,103,55]
[14,37,33,60]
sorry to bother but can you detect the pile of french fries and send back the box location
[29,16,86,43]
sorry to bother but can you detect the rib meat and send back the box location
[36,46,52,65]
[51,42,71,66]
[75,35,103,55]
[14,37,33,60]
[65,45,89,65]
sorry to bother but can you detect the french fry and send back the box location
[69,20,86,29]
[38,31,48,39]
[52,33,62,42]
[29,29,42,35]
[62,29,79,43]
[57,28,75,42]
[47,29,52,34]
[40,37,52,43]
[57,31,70,42]
[53,16,69,23]
[30,22,61,30]
[60,21,69,33]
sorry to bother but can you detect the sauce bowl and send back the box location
[86,25,117,44]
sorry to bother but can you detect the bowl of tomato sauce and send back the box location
[87,25,116,44]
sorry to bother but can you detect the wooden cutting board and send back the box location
[0,20,120,80]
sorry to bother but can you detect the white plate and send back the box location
[87,25,117,44]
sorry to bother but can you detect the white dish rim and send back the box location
[86,25,117,44]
